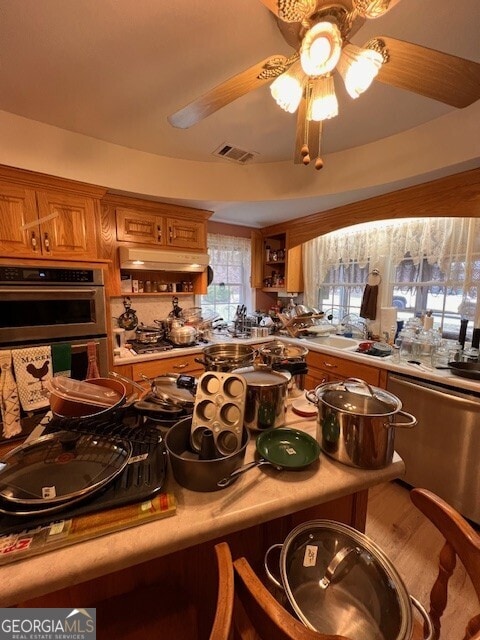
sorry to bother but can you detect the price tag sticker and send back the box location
[303,544,318,567]
[42,486,57,499]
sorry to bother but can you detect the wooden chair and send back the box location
[210,542,235,640]
[409,488,480,640]
[232,554,351,640]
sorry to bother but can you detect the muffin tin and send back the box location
[190,372,247,456]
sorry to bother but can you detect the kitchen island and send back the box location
[1,411,404,638]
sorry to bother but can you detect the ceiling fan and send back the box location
[168,0,480,169]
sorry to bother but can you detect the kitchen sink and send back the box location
[305,335,360,349]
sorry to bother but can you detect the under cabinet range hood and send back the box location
[119,247,209,272]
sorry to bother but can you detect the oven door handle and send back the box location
[0,288,99,295]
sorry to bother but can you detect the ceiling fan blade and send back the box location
[258,0,317,22]
[375,36,480,108]
[168,55,289,128]
[294,95,320,164]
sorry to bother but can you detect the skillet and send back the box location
[217,427,320,488]
[448,361,480,380]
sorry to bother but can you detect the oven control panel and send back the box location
[0,266,103,285]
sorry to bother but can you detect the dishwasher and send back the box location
[386,372,480,525]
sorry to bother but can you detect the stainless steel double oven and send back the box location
[0,265,109,440]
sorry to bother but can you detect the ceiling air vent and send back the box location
[213,143,257,164]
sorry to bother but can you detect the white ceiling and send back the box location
[0,0,479,226]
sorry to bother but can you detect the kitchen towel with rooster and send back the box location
[12,346,53,411]
[0,350,21,438]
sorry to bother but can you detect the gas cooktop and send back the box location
[128,338,211,354]
[0,413,167,535]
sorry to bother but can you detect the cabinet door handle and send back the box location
[173,363,188,370]
[30,231,38,251]
[157,224,162,242]
[323,361,337,368]
[169,226,173,241]
[43,232,51,252]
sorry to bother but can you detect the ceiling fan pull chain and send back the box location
[302,83,311,165]
[315,120,324,171]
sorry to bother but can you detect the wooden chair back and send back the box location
[232,555,351,640]
[210,542,235,640]
[410,488,480,640]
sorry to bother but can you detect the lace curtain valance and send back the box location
[302,217,480,306]
[207,233,251,253]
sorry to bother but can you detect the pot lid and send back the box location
[259,340,308,359]
[0,431,132,507]
[279,519,412,639]
[236,368,289,387]
[315,378,400,416]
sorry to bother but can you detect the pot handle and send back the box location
[217,459,278,488]
[109,371,146,394]
[264,544,284,590]
[305,389,318,405]
[194,357,207,366]
[410,595,434,640]
[318,545,361,590]
[390,410,417,429]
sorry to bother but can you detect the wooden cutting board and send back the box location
[0,493,176,565]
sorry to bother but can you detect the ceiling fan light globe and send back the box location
[300,22,342,77]
[337,44,383,99]
[308,75,338,121]
[270,62,304,113]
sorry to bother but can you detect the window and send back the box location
[199,233,251,322]
[303,218,480,340]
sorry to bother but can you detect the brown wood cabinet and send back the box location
[0,181,99,259]
[112,197,209,251]
[116,208,165,245]
[112,353,205,390]
[305,350,382,389]
[258,231,303,297]
[166,217,206,250]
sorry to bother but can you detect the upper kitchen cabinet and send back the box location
[108,194,211,252]
[166,217,205,250]
[0,166,104,261]
[116,208,165,245]
[261,232,303,294]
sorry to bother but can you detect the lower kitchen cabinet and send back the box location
[305,351,384,389]
[112,353,205,392]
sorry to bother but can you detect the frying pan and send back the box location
[217,427,321,488]
[448,361,480,380]
[0,431,132,516]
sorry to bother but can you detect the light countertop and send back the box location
[0,412,404,607]
[114,333,480,394]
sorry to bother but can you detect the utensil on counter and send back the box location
[165,417,250,492]
[307,378,416,470]
[264,519,433,640]
[217,427,320,488]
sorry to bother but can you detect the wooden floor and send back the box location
[366,480,477,639]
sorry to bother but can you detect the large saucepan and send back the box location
[234,367,289,431]
[264,519,433,640]
[306,378,417,469]
[217,427,320,488]
[195,343,257,372]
